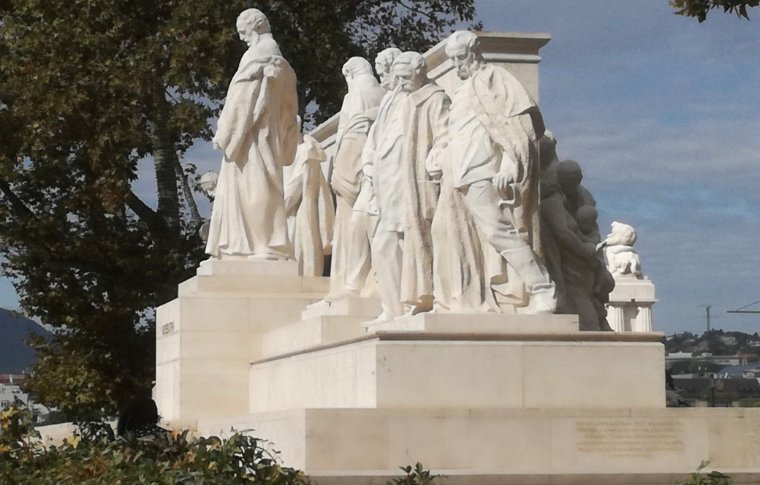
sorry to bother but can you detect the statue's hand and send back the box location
[493,170,515,197]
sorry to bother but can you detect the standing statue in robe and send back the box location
[430,129,502,313]
[444,31,555,314]
[284,133,334,277]
[205,9,299,260]
[365,51,447,321]
[346,48,403,297]
[324,57,386,299]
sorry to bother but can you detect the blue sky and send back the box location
[1,0,757,336]
[477,0,760,334]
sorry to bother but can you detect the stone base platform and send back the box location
[249,323,666,413]
[197,407,760,484]
[155,260,330,424]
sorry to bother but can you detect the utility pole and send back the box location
[701,305,712,332]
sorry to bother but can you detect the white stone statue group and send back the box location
[204,9,633,330]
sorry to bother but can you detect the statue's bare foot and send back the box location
[407,296,433,316]
[199,257,217,266]
[305,299,331,310]
[363,312,394,327]
[517,289,557,314]
[246,253,285,261]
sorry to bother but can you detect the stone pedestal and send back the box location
[198,408,760,484]
[249,311,665,414]
[607,277,656,332]
[154,260,328,425]
[155,262,760,483]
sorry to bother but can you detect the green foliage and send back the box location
[0,0,476,417]
[388,462,442,485]
[676,461,734,485]
[671,0,759,22]
[0,402,40,455]
[0,404,309,484]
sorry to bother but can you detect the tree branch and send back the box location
[397,1,435,21]
[0,177,35,219]
[125,190,165,233]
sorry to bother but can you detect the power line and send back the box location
[727,300,760,314]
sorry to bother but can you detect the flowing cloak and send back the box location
[331,79,386,205]
[431,142,501,313]
[467,64,546,257]
[284,135,334,276]
[205,37,299,258]
[327,79,386,294]
[399,83,447,305]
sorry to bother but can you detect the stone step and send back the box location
[197,259,299,277]
[178,274,329,297]
[195,408,760,481]
[301,296,382,320]
[363,312,580,335]
[261,315,367,358]
[249,330,666,413]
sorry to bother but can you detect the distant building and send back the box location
[719,336,738,346]
[0,376,29,409]
[0,373,49,421]
[673,377,760,407]
[666,352,743,367]
[718,364,760,379]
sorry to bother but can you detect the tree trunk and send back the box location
[152,93,181,235]
[175,158,201,230]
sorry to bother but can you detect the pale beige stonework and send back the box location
[248,332,666,413]
[152,27,760,485]
[156,257,760,485]
[363,312,578,334]
[155,260,326,423]
[197,408,760,484]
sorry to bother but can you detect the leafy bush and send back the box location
[677,461,733,485]
[1,404,309,484]
[388,462,442,485]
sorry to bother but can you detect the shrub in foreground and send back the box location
[0,404,308,484]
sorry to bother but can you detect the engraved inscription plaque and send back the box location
[576,418,685,458]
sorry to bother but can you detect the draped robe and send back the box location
[206,36,299,259]
[327,77,386,295]
[284,135,334,276]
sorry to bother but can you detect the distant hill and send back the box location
[665,330,760,359]
[0,308,51,374]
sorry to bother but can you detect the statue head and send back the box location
[557,159,583,196]
[236,9,271,47]
[445,30,482,80]
[392,51,427,93]
[575,205,598,234]
[375,47,402,89]
[606,221,637,247]
[342,57,376,88]
[539,130,558,171]
[199,171,219,197]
